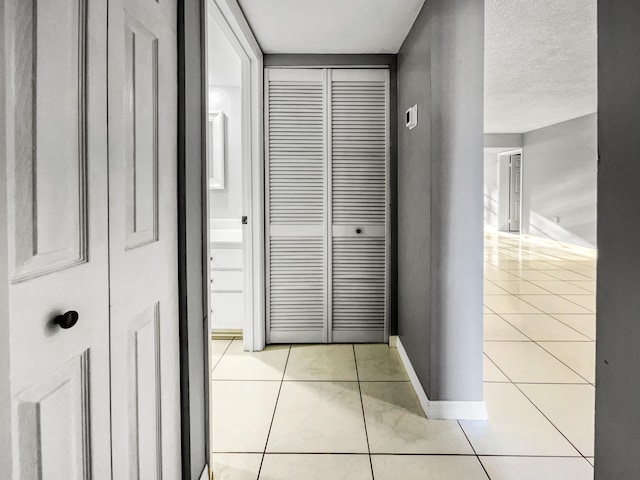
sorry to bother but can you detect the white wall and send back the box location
[208,85,242,221]
[484,151,499,228]
[521,114,597,247]
[207,11,243,223]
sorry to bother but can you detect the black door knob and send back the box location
[54,311,79,329]
[356,228,362,234]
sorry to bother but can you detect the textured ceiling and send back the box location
[485,0,597,133]
[236,0,425,54]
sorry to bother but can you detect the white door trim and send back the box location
[208,0,265,351]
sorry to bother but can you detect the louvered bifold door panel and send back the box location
[330,69,389,343]
[266,68,326,343]
[332,237,386,342]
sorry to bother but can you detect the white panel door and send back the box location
[108,0,181,478]
[509,154,521,232]
[265,68,389,344]
[4,0,112,477]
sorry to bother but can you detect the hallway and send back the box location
[210,232,596,479]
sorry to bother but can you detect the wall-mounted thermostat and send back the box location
[406,104,418,130]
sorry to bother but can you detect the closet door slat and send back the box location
[266,69,326,343]
[330,69,389,343]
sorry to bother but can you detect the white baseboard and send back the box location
[388,335,398,348]
[396,337,488,421]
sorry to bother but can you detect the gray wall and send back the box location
[0,0,12,475]
[595,0,640,477]
[397,2,432,394]
[398,0,484,401]
[484,151,499,228]
[178,0,208,477]
[522,114,597,248]
[484,133,523,149]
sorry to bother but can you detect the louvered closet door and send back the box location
[266,68,389,344]
[330,69,389,343]
[266,69,327,343]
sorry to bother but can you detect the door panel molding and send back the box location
[128,303,162,480]
[8,0,89,283]
[16,351,91,480]
[5,0,111,477]
[124,13,160,250]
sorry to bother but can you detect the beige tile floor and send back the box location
[210,231,596,479]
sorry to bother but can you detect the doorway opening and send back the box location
[497,149,523,234]
[204,0,265,352]
[206,9,245,339]
[507,152,522,232]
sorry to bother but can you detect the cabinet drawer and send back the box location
[211,270,243,292]
[211,292,243,330]
[211,247,243,269]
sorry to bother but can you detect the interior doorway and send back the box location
[206,10,246,338]
[205,0,265,352]
[508,153,522,232]
[496,149,523,234]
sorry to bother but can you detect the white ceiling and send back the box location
[208,10,242,86]
[236,0,425,54]
[485,0,597,133]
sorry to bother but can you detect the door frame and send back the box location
[203,0,265,351]
[264,54,399,341]
[264,66,392,345]
[205,0,265,351]
[507,152,522,232]
[497,148,523,233]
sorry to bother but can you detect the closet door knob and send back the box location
[54,311,79,329]
[356,228,362,234]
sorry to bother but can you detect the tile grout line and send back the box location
[513,382,590,462]
[352,344,375,480]
[492,309,594,342]
[547,313,596,341]
[484,332,593,384]
[210,337,235,374]
[483,339,592,343]
[534,342,593,385]
[490,277,592,296]
[457,420,492,480]
[511,290,594,314]
[482,241,594,465]
[492,310,592,343]
[256,345,292,480]
[484,294,595,384]
[483,353,516,384]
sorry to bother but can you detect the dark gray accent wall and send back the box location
[264,54,399,335]
[397,3,432,395]
[398,0,484,401]
[595,0,640,477]
[522,114,597,248]
[178,0,208,478]
[0,0,12,475]
[429,0,484,401]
